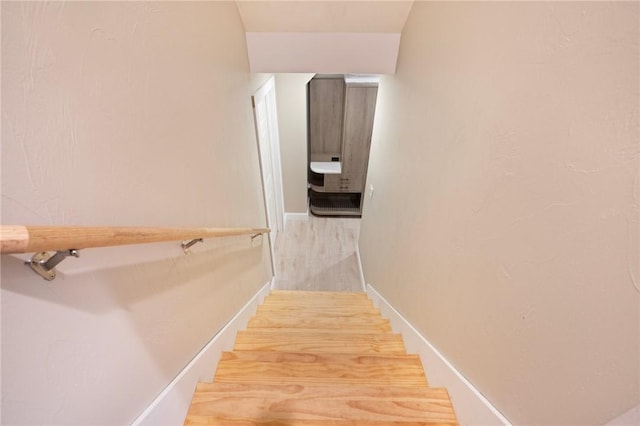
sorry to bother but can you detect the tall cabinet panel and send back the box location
[341,83,378,193]
[308,75,378,217]
[309,78,345,159]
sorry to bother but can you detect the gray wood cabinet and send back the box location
[309,77,345,158]
[340,83,378,193]
[308,76,378,216]
[322,174,342,192]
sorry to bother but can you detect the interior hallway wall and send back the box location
[1,2,272,424]
[274,73,315,214]
[359,2,639,425]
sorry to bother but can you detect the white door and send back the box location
[252,77,285,255]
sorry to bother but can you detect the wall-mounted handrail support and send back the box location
[250,233,264,246]
[26,249,80,281]
[181,238,203,254]
[2,225,270,281]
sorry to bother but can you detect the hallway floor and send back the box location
[272,215,363,292]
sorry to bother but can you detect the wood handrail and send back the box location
[0,225,270,254]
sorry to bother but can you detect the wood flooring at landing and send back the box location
[272,216,363,292]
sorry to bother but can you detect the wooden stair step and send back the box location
[261,300,375,311]
[257,304,380,315]
[183,289,458,425]
[214,351,428,386]
[246,325,392,334]
[268,290,370,300]
[234,331,407,354]
[263,294,373,307]
[247,314,391,331]
[264,295,372,304]
[254,311,382,323]
[185,383,457,425]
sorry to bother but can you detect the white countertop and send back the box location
[310,161,342,174]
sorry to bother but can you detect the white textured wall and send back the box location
[1,2,271,424]
[359,2,639,425]
[274,74,315,214]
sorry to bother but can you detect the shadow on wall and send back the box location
[0,235,268,418]
[1,237,265,315]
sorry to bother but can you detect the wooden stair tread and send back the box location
[245,326,392,334]
[266,291,370,299]
[262,292,373,307]
[249,312,389,324]
[263,297,374,308]
[234,331,407,354]
[257,304,380,315]
[220,351,421,363]
[194,382,447,400]
[215,351,428,386]
[248,314,391,331]
[263,298,373,307]
[254,309,384,323]
[183,290,458,425]
[269,290,369,299]
[186,383,456,425]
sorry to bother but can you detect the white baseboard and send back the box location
[284,211,309,229]
[355,245,366,292]
[366,284,512,426]
[132,280,272,426]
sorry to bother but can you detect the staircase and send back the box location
[184,290,458,425]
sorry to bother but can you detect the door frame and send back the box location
[252,76,285,276]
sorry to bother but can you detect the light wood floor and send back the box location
[272,215,363,292]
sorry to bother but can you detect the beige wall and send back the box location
[1,2,271,424]
[275,73,315,214]
[237,1,413,33]
[359,2,639,425]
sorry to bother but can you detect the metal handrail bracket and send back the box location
[26,249,80,281]
[181,238,203,254]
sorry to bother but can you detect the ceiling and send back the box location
[236,1,414,33]
[236,1,414,74]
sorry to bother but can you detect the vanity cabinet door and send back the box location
[323,174,342,192]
